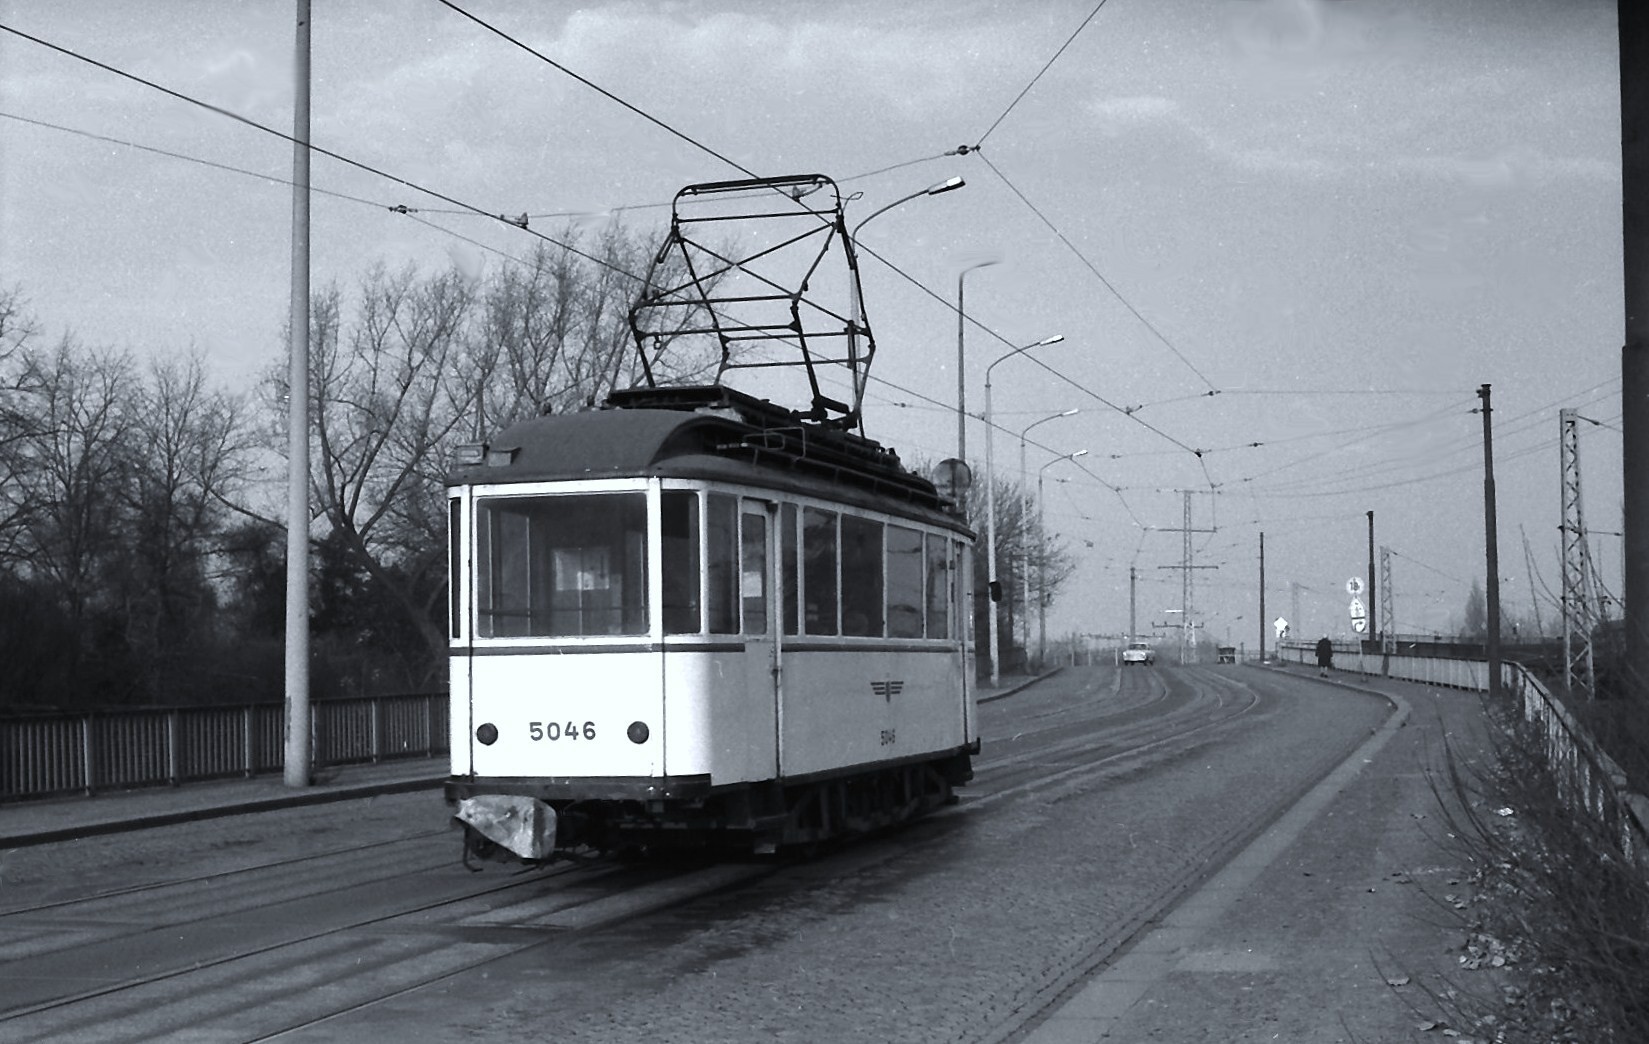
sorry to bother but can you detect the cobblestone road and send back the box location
[306,665,1392,1044]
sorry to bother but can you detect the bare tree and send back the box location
[302,264,476,685]
[118,352,255,693]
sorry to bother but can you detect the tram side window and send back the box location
[841,515,884,637]
[782,503,799,636]
[661,491,700,634]
[925,533,950,639]
[886,525,923,638]
[475,493,647,637]
[802,507,838,635]
[706,494,739,634]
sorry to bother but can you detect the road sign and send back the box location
[1273,616,1289,640]
[1349,596,1367,633]
[1346,577,1364,596]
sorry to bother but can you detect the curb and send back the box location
[979,666,1064,704]
[0,775,446,850]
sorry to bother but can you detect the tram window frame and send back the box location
[475,492,647,638]
[886,524,924,639]
[741,505,768,635]
[782,503,799,636]
[661,490,701,635]
[802,506,839,636]
[840,514,884,637]
[449,498,462,639]
[925,532,950,640]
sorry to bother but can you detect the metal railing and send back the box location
[1274,640,1649,869]
[1,693,448,803]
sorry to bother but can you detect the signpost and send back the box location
[1349,596,1368,634]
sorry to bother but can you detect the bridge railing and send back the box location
[1275,640,1649,870]
[0,693,448,803]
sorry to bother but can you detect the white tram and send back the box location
[446,386,978,860]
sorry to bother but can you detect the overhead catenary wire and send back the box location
[0,20,643,283]
[972,0,1112,148]
[974,151,1218,392]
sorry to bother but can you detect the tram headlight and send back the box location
[627,721,650,745]
[476,723,499,746]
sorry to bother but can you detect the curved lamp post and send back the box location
[1018,409,1079,657]
[1036,449,1089,669]
[981,336,1064,686]
[956,259,1000,461]
[849,176,966,366]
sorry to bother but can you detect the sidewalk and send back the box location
[0,757,447,849]
[1027,667,1502,1043]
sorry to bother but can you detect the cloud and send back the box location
[1087,96,1181,131]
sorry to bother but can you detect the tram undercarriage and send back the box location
[452,750,973,864]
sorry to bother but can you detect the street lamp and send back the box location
[1018,409,1079,656]
[981,335,1064,686]
[956,259,1000,462]
[1037,450,1088,670]
[844,176,965,423]
[850,176,966,335]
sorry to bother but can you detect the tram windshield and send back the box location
[475,493,647,637]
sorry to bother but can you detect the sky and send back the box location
[0,0,1626,650]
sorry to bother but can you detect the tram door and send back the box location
[740,501,781,776]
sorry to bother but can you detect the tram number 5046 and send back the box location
[529,721,596,742]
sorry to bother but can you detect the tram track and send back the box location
[0,665,1313,1043]
[0,848,753,1042]
[0,828,451,919]
[972,667,1262,800]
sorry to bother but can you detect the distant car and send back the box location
[1122,641,1156,666]
[1217,646,1237,664]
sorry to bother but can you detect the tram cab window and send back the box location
[802,507,838,635]
[925,534,950,640]
[886,525,923,638]
[841,515,884,637]
[661,491,701,634]
[475,493,647,637]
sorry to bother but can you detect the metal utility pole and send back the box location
[1366,511,1377,647]
[1157,490,1217,663]
[1561,408,1598,698]
[1259,533,1266,665]
[1479,384,1503,700]
[284,0,312,788]
[1379,546,1395,655]
[1621,0,1649,721]
[1129,566,1138,641]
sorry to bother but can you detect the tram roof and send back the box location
[446,386,968,530]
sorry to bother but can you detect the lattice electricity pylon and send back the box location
[628,174,871,430]
[1380,546,1395,654]
[1560,408,1597,699]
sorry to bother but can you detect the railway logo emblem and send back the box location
[871,680,904,702]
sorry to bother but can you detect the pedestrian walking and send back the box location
[1315,635,1333,677]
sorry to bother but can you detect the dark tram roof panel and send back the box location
[446,386,966,527]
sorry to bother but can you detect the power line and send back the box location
[0,21,642,282]
[0,110,388,209]
[973,0,1111,148]
[431,0,758,180]
[974,150,1218,391]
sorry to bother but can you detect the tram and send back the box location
[445,174,978,861]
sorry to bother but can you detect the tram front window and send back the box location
[476,493,647,637]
